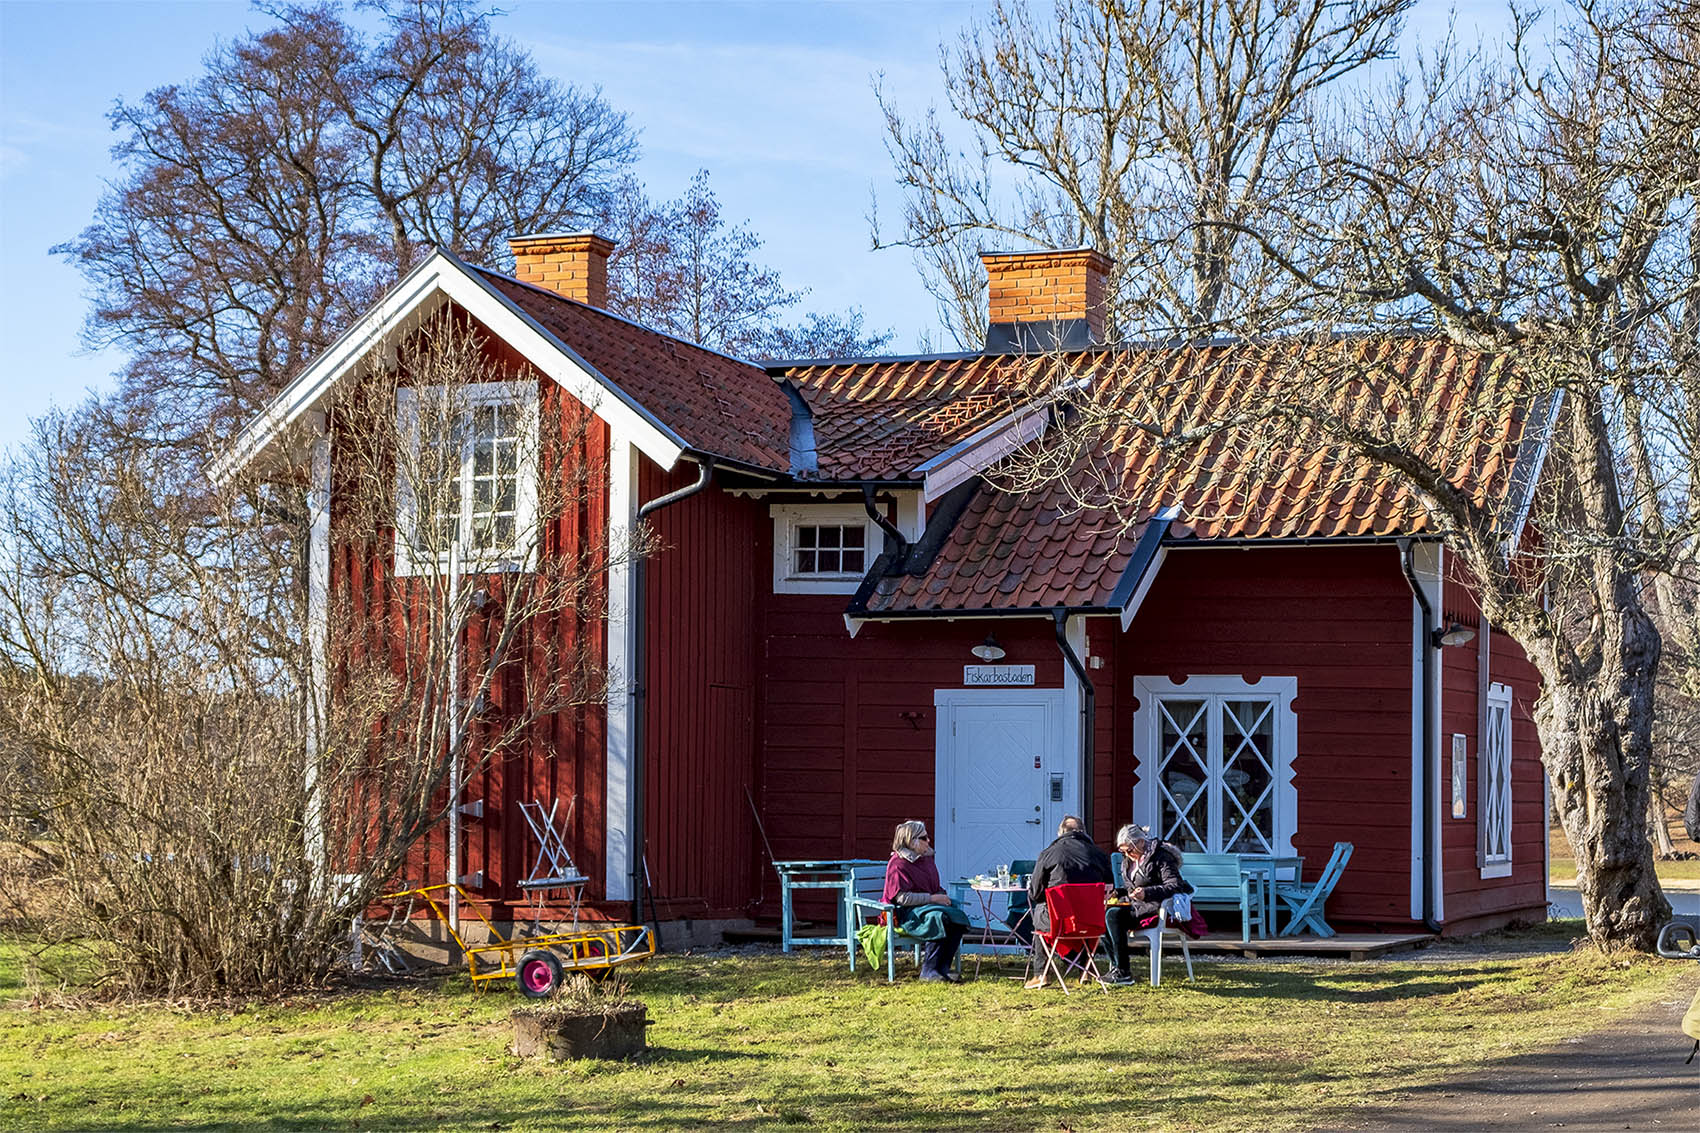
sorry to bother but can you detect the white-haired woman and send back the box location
[881,820,971,982]
[1104,823,1194,984]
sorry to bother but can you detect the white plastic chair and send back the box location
[1138,902,1195,987]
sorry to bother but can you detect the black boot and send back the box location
[919,938,950,981]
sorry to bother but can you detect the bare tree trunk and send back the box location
[1650,774,1677,858]
[1535,613,1671,949]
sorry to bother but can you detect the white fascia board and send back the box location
[1117,548,1169,632]
[919,403,1050,502]
[1118,506,1179,632]
[1503,390,1565,553]
[210,249,687,484]
[210,260,447,484]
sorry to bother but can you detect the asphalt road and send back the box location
[1547,884,1700,921]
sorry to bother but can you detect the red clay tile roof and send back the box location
[780,353,1105,480]
[477,269,793,472]
[860,337,1529,613]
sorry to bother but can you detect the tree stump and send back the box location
[510,1005,648,1061]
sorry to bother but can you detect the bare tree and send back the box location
[0,316,640,995]
[600,171,892,359]
[53,0,637,451]
[986,0,1696,948]
[876,0,1414,346]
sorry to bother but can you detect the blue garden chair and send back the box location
[1275,842,1353,937]
[846,864,922,982]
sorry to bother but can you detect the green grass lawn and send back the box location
[1550,857,1700,882]
[2,926,1692,1132]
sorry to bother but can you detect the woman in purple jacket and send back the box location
[882,820,971,982]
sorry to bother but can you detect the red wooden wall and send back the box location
[1111,544,1421,928]
[637,458,765,919]
[327,307,612,921]
[1439,561,1547,929]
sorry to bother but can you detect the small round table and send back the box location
[957,882,1031,978]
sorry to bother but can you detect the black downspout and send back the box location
[1399,540,1444,934]
[630,456,714,939]
[862,484,908,561]
[1053,608,1096,837]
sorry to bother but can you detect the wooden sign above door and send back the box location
[963,664,1036,686]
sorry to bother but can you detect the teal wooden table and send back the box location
[775,859,882,952]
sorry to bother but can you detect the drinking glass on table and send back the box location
[997,864,1010,887]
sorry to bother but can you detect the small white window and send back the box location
[1479,682,1514,878]
[771,503,879,594]
[395,381,538,575]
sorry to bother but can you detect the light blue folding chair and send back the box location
[1275,842,1353,937]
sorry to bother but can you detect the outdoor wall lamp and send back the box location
[971,633,1006,661]
[1431,622,1476,648]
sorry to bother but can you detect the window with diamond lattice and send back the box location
[1479,683,1513,878]
[1133,676,1296,857]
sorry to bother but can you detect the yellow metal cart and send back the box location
[382,883,653,997]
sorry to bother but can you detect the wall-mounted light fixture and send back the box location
[1430,622,1476,648]
[971,633,1006,661]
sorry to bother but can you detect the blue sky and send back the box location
[0,0,1503,456]
[0,0,978,453]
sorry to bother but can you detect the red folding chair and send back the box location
[1030,882,1109,995]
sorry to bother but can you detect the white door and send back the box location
[935,690,1068,883]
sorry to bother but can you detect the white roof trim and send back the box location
[919,402,1051,501]
[210,248,687,484]
[1501,389,1564,553]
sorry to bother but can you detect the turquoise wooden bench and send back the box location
[1180,852,1266,942]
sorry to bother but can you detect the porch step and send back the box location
[721,924,838,946]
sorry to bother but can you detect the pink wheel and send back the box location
[516,950,563,998]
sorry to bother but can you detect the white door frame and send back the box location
[934,687,1072,882]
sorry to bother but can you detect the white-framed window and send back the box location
[1132,675,1299,856]
[1479,682,1514,878]
[395,381,539,575]
[770,503,879,594]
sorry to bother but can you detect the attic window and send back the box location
[795,523,866,575]
[771,503,877,595]
[395,381,539,575]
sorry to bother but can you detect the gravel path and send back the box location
[1316,976,1700,1131]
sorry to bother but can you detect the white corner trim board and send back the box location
[1408,542,1445,921]
[603,437,639,902]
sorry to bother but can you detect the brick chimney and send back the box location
[508,231,615,308]
[981,247,1113,352]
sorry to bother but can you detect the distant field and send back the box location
[1549,803,1700,881]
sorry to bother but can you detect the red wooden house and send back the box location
[217,235,1550,940]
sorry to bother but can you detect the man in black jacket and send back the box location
[1025,815,1113,937]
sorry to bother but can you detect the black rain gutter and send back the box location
[630,455,715,939]
[1398,538,1445,935]
[1053,607,1096,837]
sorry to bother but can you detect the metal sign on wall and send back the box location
[964,664,1036,686]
